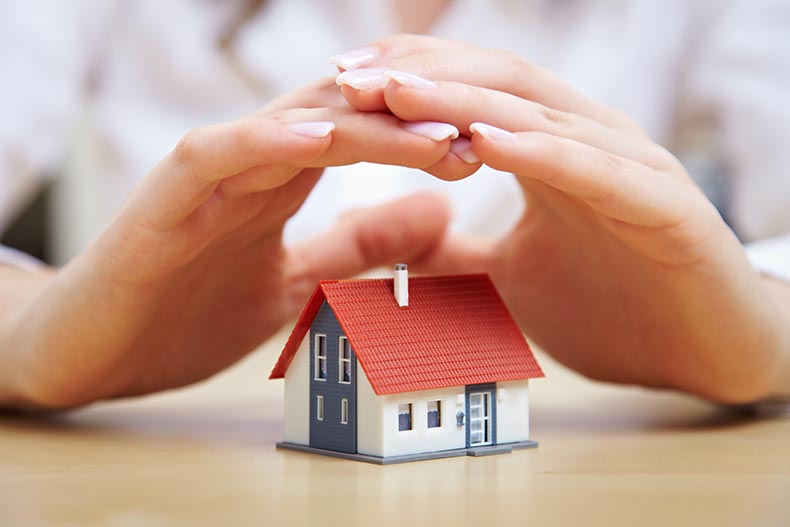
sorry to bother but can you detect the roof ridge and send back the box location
[318,273,491,286]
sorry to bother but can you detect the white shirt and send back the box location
[1,0,790,268]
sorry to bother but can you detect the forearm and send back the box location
[763,275,790,399]
[0,264,55,407]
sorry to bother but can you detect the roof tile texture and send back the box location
[270,274,543,395]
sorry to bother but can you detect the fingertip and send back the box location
[330,46,380,70]
[424,143,484,182]
[402,121,459,142]
[287,121,336,139]
[469,122,518,141]
[339,84,388,113]
[335,68,389,90]
[387,191,453,242]
[450,137,480,164]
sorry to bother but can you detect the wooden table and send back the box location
[1,333,789,527]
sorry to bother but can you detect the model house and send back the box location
[269,264,544,464]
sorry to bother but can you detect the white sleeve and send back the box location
[746,234,790,283]
[0,244,45,271]
[0,1,106,233]
[683,0,790,242]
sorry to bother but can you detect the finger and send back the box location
[469,123,703,228]
[131,118,336,229]
[258,75,340,115]
[331,35,471,112]
[224,134,483,197]
[138,106,463,219]
[309,110,458,168]
[337,48,642,132]
[409,231,497,277]
[421,137,483,181]
[329,33,472,70]
[378,75,676,171]
[283,192,453,316]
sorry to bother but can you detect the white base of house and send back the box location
[276,440,538,465]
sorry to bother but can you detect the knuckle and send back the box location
[378,33,418,53]
[537,106,568,127]
[493,48,533,72]
[593,147,624,174]
[226,122,260,150]
[614,112,647,135]
[172,128,204,164]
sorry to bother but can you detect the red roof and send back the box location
[269,274,543,395]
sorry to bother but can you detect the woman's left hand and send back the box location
[334,35,790,403]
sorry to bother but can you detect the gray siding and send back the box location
[309,301,357,453]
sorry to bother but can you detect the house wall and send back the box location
[370,380,530,458]
[380,387,467,458]
[495,380,531,444]
[309,302,357,453]
[355,361,383,457]
[283,334,310,445]
[282,334,531,454]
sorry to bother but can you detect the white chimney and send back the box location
[394,263,408,307]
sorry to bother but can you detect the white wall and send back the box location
[495,380,530,444]
[282,335,310,445]
[381,387,467,458]
[285,341,531,454]
[355,362,383,457]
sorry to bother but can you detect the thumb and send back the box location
[283,192,451,314]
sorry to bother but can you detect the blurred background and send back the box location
[2,0,789,266]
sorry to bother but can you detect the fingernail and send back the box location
[386,70,437,89]
[469,122,517,140]
[450,137,480,163]
[336,68,389,90]
[403,121,459,142]
[330,46,379,69]
[288,121,335,138]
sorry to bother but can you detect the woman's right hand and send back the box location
[0,76,480,409]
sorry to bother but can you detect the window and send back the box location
[427,400,442,428]
[313,334,327,381]
[340,398,349,424]
[316,395,324,421]
[398,403,412,431]
[338,337,351,384]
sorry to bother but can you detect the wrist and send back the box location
[0,265,56,407]
[762,275,790,399]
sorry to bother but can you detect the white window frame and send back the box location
[340,398,349,425]
[338,336,351,384]
[316,395,324,421]
[398,403,413,432]
[427,400,442,429]
[313,334,327,381]
[468,392,491,446]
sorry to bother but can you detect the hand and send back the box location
[335,35,790,402]
[0,75,481,409]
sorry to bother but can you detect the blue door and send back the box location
[309,302,357,453]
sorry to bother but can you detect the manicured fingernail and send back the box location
[450,137,480,163]
[469,122,517,140]
[403,121,459,141]
[330,46,379,69]
[336,68,389,90]
[288,121,335,138]
[386,70,437,89]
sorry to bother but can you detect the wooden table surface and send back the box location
[1,332,789,527]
